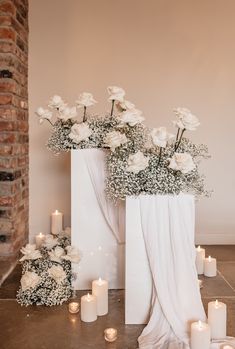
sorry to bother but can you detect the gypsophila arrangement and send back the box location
[36,87,210,200]
[16,230,80,307]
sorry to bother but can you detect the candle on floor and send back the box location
[191,320,211,349]
[81,293,97,322]
[208,299,227,339]
[68,301,79,314]
[92,277,108,316]
[195,245,205,275]
[204,256,217,277]
[35,232,45,248]
[104,328,117,342]
[51,209,63,235]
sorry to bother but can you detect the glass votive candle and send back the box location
[68,301,79,314]
[104,328,117,342]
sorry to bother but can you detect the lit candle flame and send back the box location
[198,320,202,328]
[198,245,201,250]
[215,299,219,307]
[54,209,59,214]
[98,277,102,283]
[208,256,211,262]
[39,232,43,237]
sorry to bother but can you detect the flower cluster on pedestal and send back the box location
[36,86,210,200]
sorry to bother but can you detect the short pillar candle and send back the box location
[51,210,63,235]
[35,232,45,248]
[208,299,227,339]
[191,320,211,349]
[92,277,108,316]
[204,256,217,277]
[81,293,97,322]
[196,246,205,275]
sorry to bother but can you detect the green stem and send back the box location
[175,128,185,151]
[110,100,115,116]
[83,106,87,122]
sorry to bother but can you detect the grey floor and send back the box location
[0,245,234,349]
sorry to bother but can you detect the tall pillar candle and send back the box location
[191,320,211,349]
[208,300,227,339]
[92,277,108,316]
[35,232,45,248]
[81,293,97,322]
[204,256,217,277]
[196,246,205,274]
[51,210,63,235]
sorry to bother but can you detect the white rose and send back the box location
[126,151,150,174]
[43,235,58,250]
[60,227,71,238]
[48,246,65,263]
[107,86,125,102]
[150,127,175,148]
[21,271,41,291]
[19,244,42,262]
[58,106,77,121]
[173,108,200,131]
[69,123,92,143]
[168,152,196,174]
[62,246,81,264]
[36,107,53,124]
[48,95,66,110]
[103,131,128,151]
[76,92,97,108]
[119,109,145,127]
[116,100,135,112]
[48,265,67,284]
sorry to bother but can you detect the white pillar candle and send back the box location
[191,320,211,349]
[51,209,63,235]
[204,256,217,277]
[92,277,108,316]
[104,328,117,342]
[68,301,79,314]
[208,299,227,339]
[196,246,205,274]
[81,293,97,322]
[35,232,45,248]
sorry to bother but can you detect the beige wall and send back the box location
[29,0,235,243]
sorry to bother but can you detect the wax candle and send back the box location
[208,300,227,339]
[196,246,205,275]
[51,210,63,235]
[92,277,108,316]
[81,293,97,322]
[35,232,45,248]
[104,328,117,342]
[191,320,211,349]
[68,301,79,314]
[204,256,217,277]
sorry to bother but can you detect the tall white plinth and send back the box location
[125,197,152,324]
[71,149,125,290]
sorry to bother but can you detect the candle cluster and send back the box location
[191,299,227,349]
[196,246,217,277]
[35,209,63,249]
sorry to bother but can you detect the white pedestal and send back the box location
[125,197,152,324]
[71,149,125,290]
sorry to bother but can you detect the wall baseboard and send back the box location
[196,234,235,245]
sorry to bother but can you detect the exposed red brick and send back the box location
[0,1,15,16]
[0,107,17,120]
[0,27,15,40]
[0,132,17,143]
[0,80,16,93]
[0,15,12,26]
[0,94,12,105]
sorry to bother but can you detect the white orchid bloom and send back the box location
[76,92,97,108]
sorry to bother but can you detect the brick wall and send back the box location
[0,0,28,260]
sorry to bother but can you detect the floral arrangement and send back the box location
[17,229,80,306]
[36,87,210,200]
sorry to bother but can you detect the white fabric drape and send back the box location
[138,194,206,349]
[137,194,235,349]
[84,149,125,244]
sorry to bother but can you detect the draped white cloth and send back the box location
[84,149,125,244]
[138,194,206,349]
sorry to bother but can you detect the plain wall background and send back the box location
[29,0,235,243]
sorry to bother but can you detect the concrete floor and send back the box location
[0,245,235,349]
